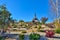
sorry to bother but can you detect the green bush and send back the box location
[13,25,17,28]
[38,26,41,29]
[55,29,60,34]
[37,29,40,32]
[13,29,17,31]
[0,36,4,40]
[40,30,45,32]
[19,34,24,40]
[21,30,27,33]
[29,33,40,40]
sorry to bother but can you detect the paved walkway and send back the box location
[5,38,16,40]
[24,32,60,40]
[48,38,60,40]
[9,32,60,38]
[1,32,60,40]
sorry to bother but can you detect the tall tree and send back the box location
[49,0,60,23]
[0,5,12,30]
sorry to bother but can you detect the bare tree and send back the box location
[49,0,60,23]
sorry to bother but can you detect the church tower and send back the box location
[32,13,39,23]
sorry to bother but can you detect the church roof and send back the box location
[32,13,39,22]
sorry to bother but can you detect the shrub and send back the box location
[13,29,17,31]
[13,25,17,28]
[37,29,40,32]
[40,30,45,32]
[29,33,40,40]
[19,34,24,40]
[21,30,27,33]
[0,36,4,40]
[55,29,60,34]
[34,26,37,28]
[38,25,41,29]
[45,30,55,37]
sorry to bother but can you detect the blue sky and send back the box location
[0,0,53,22]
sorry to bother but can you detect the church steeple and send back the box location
[33,13,38,20]
[32,13,39,22]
